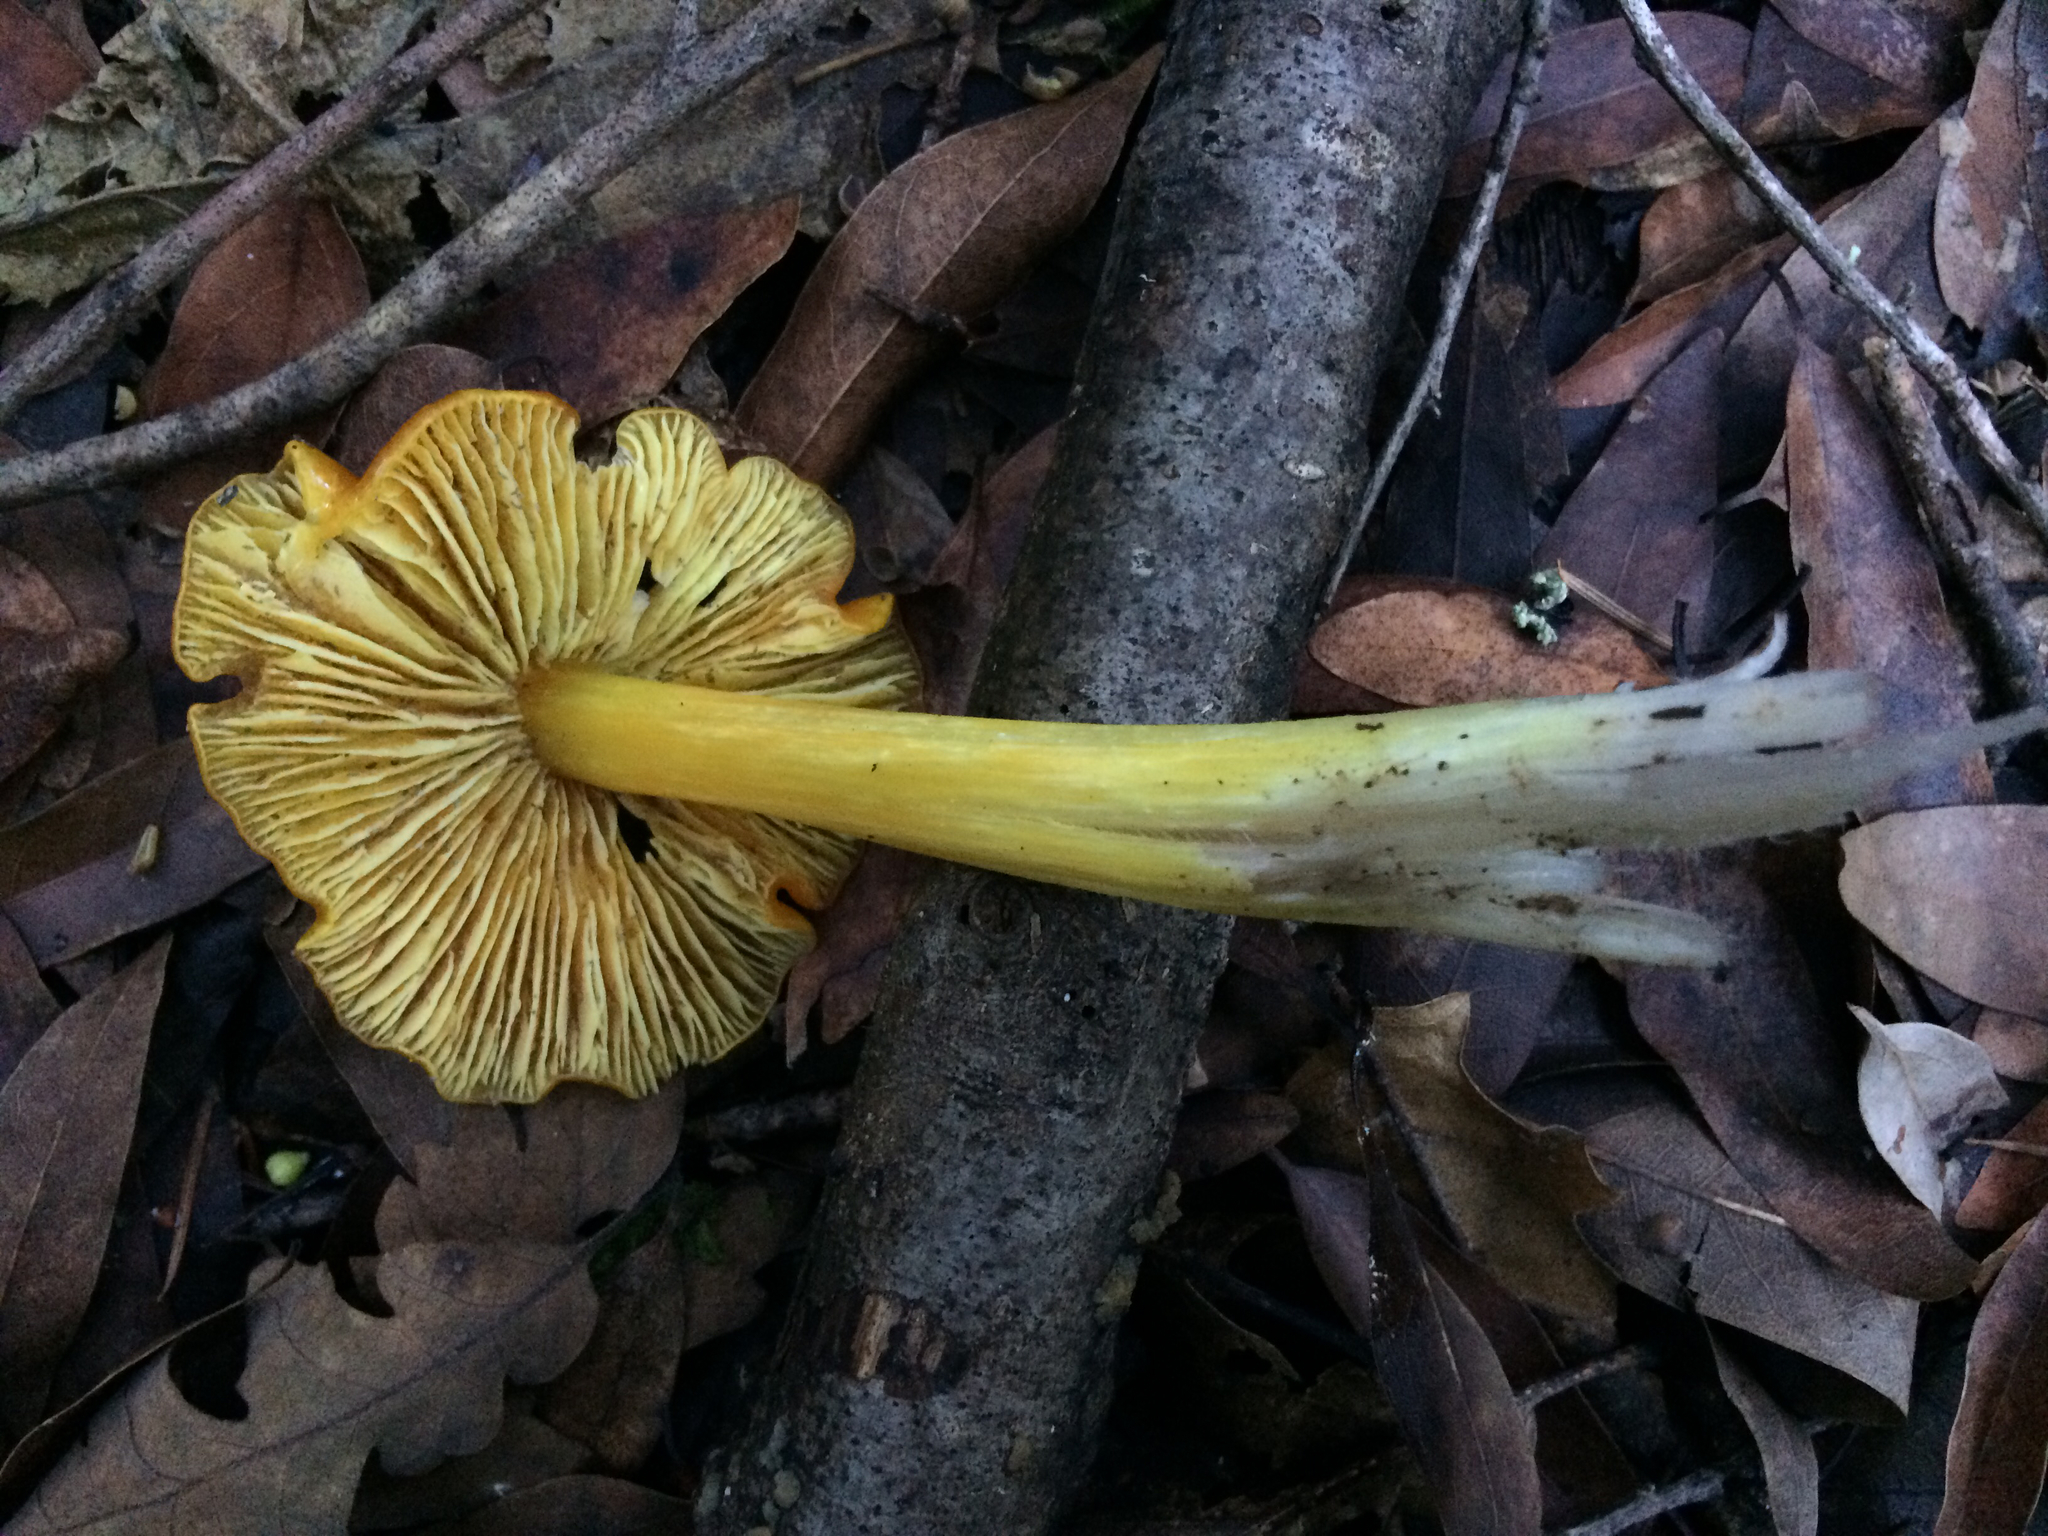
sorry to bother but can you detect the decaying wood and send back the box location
[700,4,1524,1531]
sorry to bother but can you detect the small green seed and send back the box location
[265,1149,312,1188]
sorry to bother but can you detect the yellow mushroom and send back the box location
[175,390,2017,1103]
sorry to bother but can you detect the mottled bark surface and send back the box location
[704,2,1523,1531]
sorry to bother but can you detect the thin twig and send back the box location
[1553,1468,1725,1536]
[0,0,830,510]
[1615,0,2048,555]
[1515,1343,1652,1411]
[0,0,551,428]
[1865,335,2048,711]
[160,1088,218,1298]
[1321,0,1551,611]
[790,25,943,88]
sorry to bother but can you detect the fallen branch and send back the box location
[1866,335,2048,711]
[0,0,550,428]
[1615,0,2048,554]
[0,0,834,510]
[1322,0,1551,610]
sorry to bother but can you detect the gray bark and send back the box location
[703,3,1523,1531]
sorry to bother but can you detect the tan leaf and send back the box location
[736,49,1161,483]
[1708,1325,1820,1536]
[1958,1096,2048,1234]
[1306,576,1664,707]
[10,1242,599,1536]
[1371,994,1616,1320]
[1629,170,1780,307]
[0,937,167,1440]
[1934,0,2044,341]
[1852,1004,2006,1215]
[1841,806,2048,1020]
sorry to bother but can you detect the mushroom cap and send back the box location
[174,390,920,1103]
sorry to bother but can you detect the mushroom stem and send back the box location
[519,664,2013,964]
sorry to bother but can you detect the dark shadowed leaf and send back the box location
[0,0,90,148]
[1371,995,1614,1320]
[1168,1091,1301,1182]
[1958,1097,2048,1233]
[1578,1097,1919,1408]
[1934,0,2046,350]
[350,1410,588,1532]
[138,198,370,532]
[1621,847,1979,1301]
[1974,1008,2048,1083]
[1348,929,1572,1098]
[452,201,798,424]
[10,1243,599,1536]
[1742,6,1949,146]
[681,1173,810,1351]
[328,345,495,475]
[1283,1157,1542,1536]
[1723,119,1950,474]
[0,740,266,966]
[1537,327,1721,630]
[1709,1324,1821,1536]
[782,844,930,1058]
[0,911,56,1084]
[736,50,1161,483]
[1773,0,1973,102]
[1448,16,1749,195]
[0,936,166,1440]
[1786,340,1989,812]
[431,1474,689,1535]
[1308,575,1664,706]
[1937,1211,2048,1535]
[1841,807,2048,1020]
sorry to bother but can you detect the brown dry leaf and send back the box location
[1168,1091,1302,1183]
[682,1173,809,1351]
[1723,118,1950,469]
[0,0,90,147]
[0,910,57,1083]
[1742,6,1951,146]
[900,421,1054,715]
[431,1474,689,1535]
[1958,1097,2048,1233]
[1578,1099,1919,1409]
[1785,340,1988,812]
[1708,1325,1821,1536]
[781,844,930,1058]
[1841,806,2048,1020]
[1448,15,1750,196]
[1630,172,1781,308]
[1935,0,2046,349]
[350,1409,589,1531]
[376,1083,686,1252]
[0,937,166,1441]
[137,198,370,532]
[736,49,1162,484]
[1371,994,1615,1321]
[0,533,129,785]
[1284,1157,1542,1536]
[11,1242,598,1536]
[1937,1210,2048,1535]
[1537,327,1721,629]
[1854,1004,2005,1216]
[1621,847,1979,1301]
[1973,1008,2048,1083]
[1307,575,1664,707]
[0,739,266,966]
[328,345,496,475]
[1773,0,1974,103]
[2022,2,2048,261]
[1554,238,1785,409]
[451,201,798,424]
[537,1203,688,1471]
